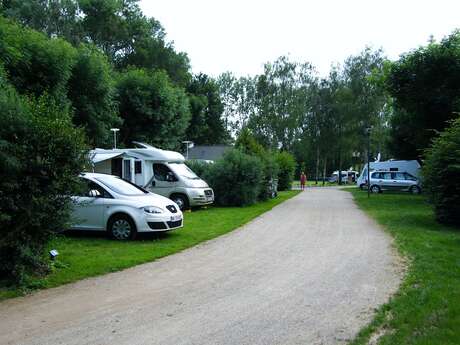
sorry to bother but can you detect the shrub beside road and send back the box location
[349,189,460,345]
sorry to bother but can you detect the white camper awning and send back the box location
[91,152,123,164]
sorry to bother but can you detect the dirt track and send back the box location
[0,188,402,345]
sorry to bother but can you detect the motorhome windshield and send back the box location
[169,163,200,180]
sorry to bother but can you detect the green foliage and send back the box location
[1,0,82,45]
[236,128,279,200]
[0,79,87,284]
[115,68,191,149]
[186,73,229,145]
[206,149,264,206]
[67,43,120,146]
[422,117,460,226]
[387,31,460,159]
[275,151,296,191]
[0,16,77,100]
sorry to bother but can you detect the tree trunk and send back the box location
[338,150,342,186]
[315,146,320,185]
[322,157,327,186]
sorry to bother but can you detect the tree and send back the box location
[186,73,229,145]
[67,44,120,146]
[0,16,77,101]
[1,0,82,44]
[115,68,190,149]
[217,72,257,136]
[249,56,316,151]
[2,0,192,86]
[387,31,460,159]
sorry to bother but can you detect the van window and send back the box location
[405,173,417,181]
[153,164,177,182]
[381,172,391,180]
[394,172,406,180]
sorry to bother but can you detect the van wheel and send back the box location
[370,185,381,194]
[108,214,136,240]
[410,185,421,194]
[171,194,189,211]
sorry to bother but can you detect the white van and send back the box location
[357,160,421,189]
[90,142,214,210]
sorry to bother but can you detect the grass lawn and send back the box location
[0,190,299,301]
[349,189,460,345]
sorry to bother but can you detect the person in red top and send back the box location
[300,172,307,191]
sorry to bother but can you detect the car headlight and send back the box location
[142,206,164,214]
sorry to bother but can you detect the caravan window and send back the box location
[135,161,142,174]
[153,164,176,181]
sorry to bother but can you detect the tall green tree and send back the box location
[67,44,120,146]
[249,56,316,150]
[0,16,76,101]
[387,31,460,159]
[116,68,190,149]
[186,73,229,145]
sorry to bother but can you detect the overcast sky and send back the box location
[140,0,460,78]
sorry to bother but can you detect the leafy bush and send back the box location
[235,128,279,200]
[0,79,87,284]
[205,149,264,206]
[275,151,296,190]
[422,117,460,226]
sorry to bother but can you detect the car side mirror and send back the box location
[88,189,101,198]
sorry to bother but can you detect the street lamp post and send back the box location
[110,128,119,149]
[182,141,193,160]
[366,127,371,198]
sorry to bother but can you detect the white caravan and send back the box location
[89,142,214,210]
[357,160,421,189]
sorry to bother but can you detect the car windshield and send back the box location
[95,175,147,196]
[168,163,200,180]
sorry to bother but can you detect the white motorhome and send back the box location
[357,160,421,189]
[90,142,214,210]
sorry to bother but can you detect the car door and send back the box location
[393,172,409,191]
[151,163,178,197]
[71,180,106,230]
[380,172,393,191]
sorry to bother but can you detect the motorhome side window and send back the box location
[153,163,176,182]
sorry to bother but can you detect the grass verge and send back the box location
[348,189,460,345]
[0,190,299,301]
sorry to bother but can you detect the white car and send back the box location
[70,173,183,240]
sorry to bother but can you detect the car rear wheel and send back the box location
[410,185,421,194]
[370,185,381,194]
[108,214,136,240]
[171,194,189,211]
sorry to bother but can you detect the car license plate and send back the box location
[170,215,181,221]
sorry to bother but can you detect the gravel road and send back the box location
[0,188,402,345]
